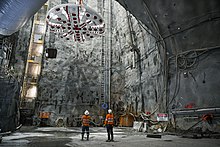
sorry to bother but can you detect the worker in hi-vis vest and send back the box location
[81,110,91,141]
[104,109,114,142]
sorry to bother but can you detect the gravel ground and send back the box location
[0,127,220,147]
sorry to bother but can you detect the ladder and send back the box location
[98,0,113,109]
[97,0,109,110]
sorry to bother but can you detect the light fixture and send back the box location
[46,3,105,42]
[26,86,37,98]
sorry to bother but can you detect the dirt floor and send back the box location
[0,126,220,147]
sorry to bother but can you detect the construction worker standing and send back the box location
[105,109,114,142]
[81,110,91,141]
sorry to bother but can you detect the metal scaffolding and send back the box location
[20,3,49,111]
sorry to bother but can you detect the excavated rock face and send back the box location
[116,0,220,132]
[110,1,164,115]
[38,0,107,126]
[0,34,23,132]
[1,0,219,134]
[0,71,20,132]
[38,0,163,126]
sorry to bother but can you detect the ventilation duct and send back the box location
[0,0,48,36]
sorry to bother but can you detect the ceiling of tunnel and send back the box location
[116,0,220,54]
[1,0,219,51]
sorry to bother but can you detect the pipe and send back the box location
[108,0,112,108]
[172,107,220,115]
[0,0,48,36]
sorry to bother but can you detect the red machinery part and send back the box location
[46,4,105,42]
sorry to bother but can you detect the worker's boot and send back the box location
[110,137,114,142]
[111,133,114,142]
[81,134,84,141]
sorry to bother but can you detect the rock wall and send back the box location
[0,16,32,132]
[116,0,220,132]
[38,0,164,126]
[110,2,165,115]
[38,0,105,126]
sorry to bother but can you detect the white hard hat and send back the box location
[84,110,89,115]
[108,109,112,114]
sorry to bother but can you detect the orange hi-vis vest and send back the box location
[105,114,114,125]
[82,115,91,126]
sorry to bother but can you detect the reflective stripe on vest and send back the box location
[106,114,114,125]
[82,115,90,126]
